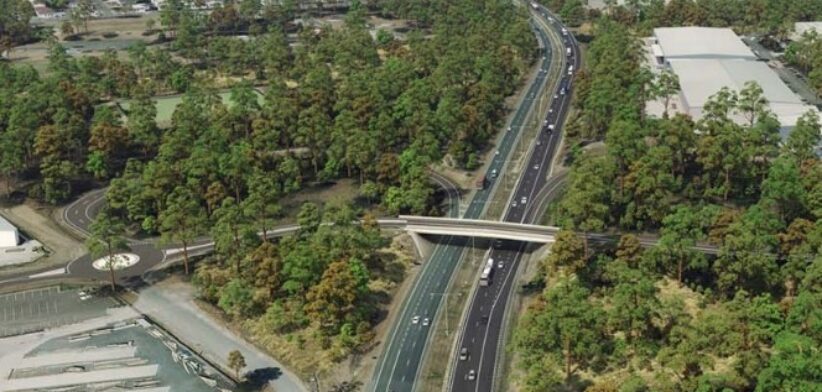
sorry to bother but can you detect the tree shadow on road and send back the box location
[237,367,283,391]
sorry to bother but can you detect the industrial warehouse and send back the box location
[646,26,818,136]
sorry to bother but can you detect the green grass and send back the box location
[118,90,263,126]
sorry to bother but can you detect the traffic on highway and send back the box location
[368,5,560,391]
[449,3,582,391]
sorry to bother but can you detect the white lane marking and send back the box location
[376,235,456,391]
[472,244,526,392]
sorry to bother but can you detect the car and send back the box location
[467,370,476,381]
[543,119,548,125]
[521,196,527,204]
[536,139,542,146]
[549,108,554,113]
[459,347,469,361]
[512,200,518,207]
[490,169,498,178]
[412,316,420,324]
[554,94,558,99]
[422,318,430,326]
[495,149,500,156]
[548,124,555,131]
[494,239,503,248]
[507,126,512,132]
[497,260,504,268]
[533,164,540,170]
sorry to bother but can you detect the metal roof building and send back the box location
[0,215,19,248]
[668,59,817,133]
[653,27,757,60]
[646,27,817,133]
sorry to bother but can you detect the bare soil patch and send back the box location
[0,203,86,278]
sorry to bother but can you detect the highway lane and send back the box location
[368,19,558,392]
[449,5,581,391]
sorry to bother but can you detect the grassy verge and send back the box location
[416,242,489,391]
[194,233,416,388]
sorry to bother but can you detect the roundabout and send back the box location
[91,253,140,271]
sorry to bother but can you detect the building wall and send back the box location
[0,229,19,248]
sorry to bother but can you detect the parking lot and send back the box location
[0,286,118,337]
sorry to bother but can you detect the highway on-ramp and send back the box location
[448,5,582,392]
[368,11,560,392]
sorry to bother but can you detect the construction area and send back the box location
[0,286,234,392]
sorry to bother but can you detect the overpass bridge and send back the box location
[399,216,559,243]
[165,216,719,259]
[181,216,714,256]
[396,216,719,255]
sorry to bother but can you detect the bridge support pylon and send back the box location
[409,232,435,262]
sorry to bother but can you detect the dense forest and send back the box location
[0,0,535,210]
[515,15,821,392]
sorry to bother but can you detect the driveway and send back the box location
[132,279,308,392]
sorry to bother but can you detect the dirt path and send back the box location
[0,203,86,278]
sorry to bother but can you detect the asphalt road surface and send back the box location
[448,6,582,392]
[368,15,558,392]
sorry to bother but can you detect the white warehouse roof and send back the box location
[654,27,757,60]
[0,215,19,248]
[669,59,817,130]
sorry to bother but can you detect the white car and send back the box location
[422,318,430,327]
[512,200,518,208]
[497,261,504,268]
[467,370,476,381]
[412,316,420,324]
[521,196,527,204]
[533,164,540,170]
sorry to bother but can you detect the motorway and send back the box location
[448,5,581,392]
[368,12,559,392]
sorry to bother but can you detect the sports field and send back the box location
[118,90,263,126]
